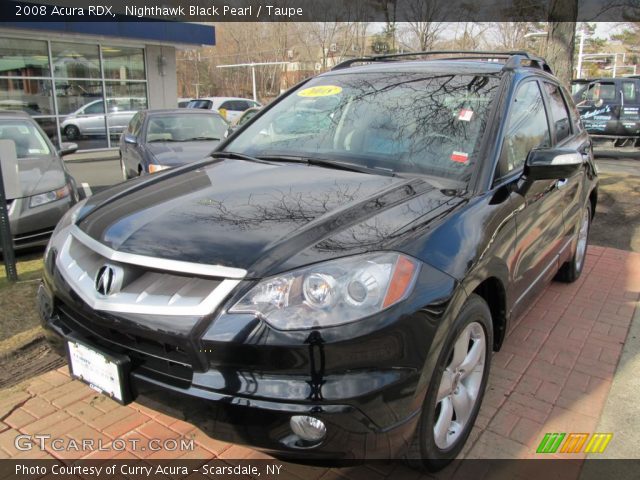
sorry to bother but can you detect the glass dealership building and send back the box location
[0,22,215,151]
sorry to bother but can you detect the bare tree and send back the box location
[545,0,579,86]
[400,0,445,51]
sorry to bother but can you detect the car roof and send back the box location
[143,108,223,115]
[191,96,254,101]
[322,59,506,77]
[0,110,31,119]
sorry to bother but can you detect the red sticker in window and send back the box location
[450,151,469,163]
[458,109,474,121]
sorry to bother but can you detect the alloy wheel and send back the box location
[433,321,486,450]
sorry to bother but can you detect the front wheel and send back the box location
[406,294,493,471]
[64,125,80,141]
[556,203,591,283]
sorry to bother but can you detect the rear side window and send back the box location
[187,100,213,109]
[622,81,637,102]
[499,81,551,175]
[544,82,572,143]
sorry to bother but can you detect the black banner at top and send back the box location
[1,0,640,22]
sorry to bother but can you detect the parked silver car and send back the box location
[186,97,260,123]
[61,97,146,140]
[0,112,79,249]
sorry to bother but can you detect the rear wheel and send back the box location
[406,294,492,471]
[556,203,591,283]
[64,125,80,141]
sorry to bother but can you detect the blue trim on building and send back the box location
[0,21,215,46]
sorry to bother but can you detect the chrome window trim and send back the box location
[71,226,247,279]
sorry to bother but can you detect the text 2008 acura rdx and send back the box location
[39,51,597,470]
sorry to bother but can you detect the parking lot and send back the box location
[0,149,638,476]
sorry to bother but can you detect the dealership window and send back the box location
[0,37,148,151]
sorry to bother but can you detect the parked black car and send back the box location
[119,109,228,179]
[572,76,640,146]
[39,51,598,470]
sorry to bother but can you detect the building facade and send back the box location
[0,22,215,151]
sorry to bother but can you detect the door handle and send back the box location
[556,179,568,189]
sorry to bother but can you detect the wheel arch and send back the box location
[471,277,508,351]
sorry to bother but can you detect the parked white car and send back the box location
[61,97,147,140]
[186,97,260,122]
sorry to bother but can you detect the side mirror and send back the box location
[58,142,78,157]
[123,133,137,145]
[525,149,583,181]
[594,98,604,108]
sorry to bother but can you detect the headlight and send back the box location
[29,185,70,208]
[46,198,87,258]
[148,164,170,173]
[230,252,419,330]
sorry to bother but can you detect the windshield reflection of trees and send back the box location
[252,73,500,181]
[192,180,459,255]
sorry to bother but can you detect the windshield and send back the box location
[225,72,500,181]
[146,114,227,142]
[0,119,51,158]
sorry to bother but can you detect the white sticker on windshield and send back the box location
[458,109,474,121]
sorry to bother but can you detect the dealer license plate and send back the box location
[67,340,128,403]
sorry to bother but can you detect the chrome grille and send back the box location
[55,226,243,316]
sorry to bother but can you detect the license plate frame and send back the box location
[66,336,131,404]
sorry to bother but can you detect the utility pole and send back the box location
[576,29,585,79]
[216,62,290,102]
[0,144,17,282]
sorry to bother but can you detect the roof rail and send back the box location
[331,50,553,75]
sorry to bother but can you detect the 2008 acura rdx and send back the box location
[39,51,598,470]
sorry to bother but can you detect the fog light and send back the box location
[290,415,326,442]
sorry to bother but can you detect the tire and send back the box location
[405,293,493,471]
[64,125,80,141]
[556,203,591,283]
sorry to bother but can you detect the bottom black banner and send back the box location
[2,459,640,480]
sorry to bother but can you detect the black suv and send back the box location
[572,76,640,147]
[39,51,598,470]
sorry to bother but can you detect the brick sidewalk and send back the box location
[0,246,638,478]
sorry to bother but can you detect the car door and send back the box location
[619,79,640,137]
[79,101,106,135]
[497,79,567,317]
[541,81,590,254]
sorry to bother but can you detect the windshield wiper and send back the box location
[147,138,181,143]
[210,151,275,165]
[182,136,221,141]
[256,155,396,177]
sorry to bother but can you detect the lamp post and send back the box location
[216,62,290,102]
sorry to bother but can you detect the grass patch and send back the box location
[0,252,45,346]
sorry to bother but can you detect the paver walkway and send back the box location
[1,246,638,479]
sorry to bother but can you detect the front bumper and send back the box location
[38,281,424,460]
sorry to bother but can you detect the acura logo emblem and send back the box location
[95,264,118,296]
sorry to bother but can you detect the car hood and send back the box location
[146,141,220,166]
[10,155,66,200]
[78,159,459,277]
